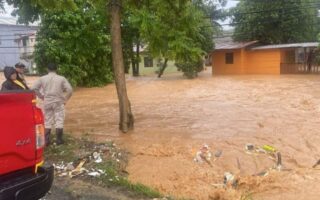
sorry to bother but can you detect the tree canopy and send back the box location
[5,0,225,79]
[2,0,228,132]
[128,0,219,78]
[34,0,113,87]
[231,0,320,44]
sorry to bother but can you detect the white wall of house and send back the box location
[0,18,38,71]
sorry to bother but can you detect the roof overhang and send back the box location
[250,42,319,50]
[213,40,258,51]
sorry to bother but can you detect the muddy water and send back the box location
[4,70,320,199]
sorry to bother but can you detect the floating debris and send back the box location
[254,170,269,177]
[214,150,223,158]
[194,144,212,166]
[276,152,282,171]
[53,162,65,170]
[262,145,277,153]
[66,162,75,171]
[223,172,235,185]
[93,152,103,163]
[69,160,87,178]
[223,172,238,188]
[88,172,101,177]
[312,159,320,168]
[211,183,225,188]
[245,144,254,151]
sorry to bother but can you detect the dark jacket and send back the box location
[1,67,27,91]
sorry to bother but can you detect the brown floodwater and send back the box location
[4,69,320,199]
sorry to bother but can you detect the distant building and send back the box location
[132,45,176,75]
[211,37,319,75]
[0,17,38,72]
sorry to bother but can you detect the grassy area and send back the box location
[44,135,163,199]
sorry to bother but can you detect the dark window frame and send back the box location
[225,52,234,64]
[22,37,28,47]
[144,56,153,68]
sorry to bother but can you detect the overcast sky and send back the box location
[225,0,239,9]
[1,0,239,17]
[0,3,13,17]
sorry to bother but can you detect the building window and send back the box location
[22,37,28,47]
[284,50,295,64]
[144,56,153,67]
[225,52,234,64]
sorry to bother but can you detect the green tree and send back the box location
[34,0,113,87]
[109,0,134,132]
[7,0,221,131]
[121,8,141,76]
[232,0,320,44]
[7,0,135,132]
[6,0,76,24]
[131,0,218,78]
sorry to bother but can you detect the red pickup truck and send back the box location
[0,91,53,200]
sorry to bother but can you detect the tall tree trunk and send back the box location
[110,0,134,132]
[131,58,136,76]
[130,42,136,75]
[124,57,130,74]
[134,39,140,76]
[158,58,168,78]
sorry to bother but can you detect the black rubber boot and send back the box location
[45,129,51,146]
[56,128,64,145]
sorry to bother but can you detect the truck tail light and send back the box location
[36,124,45,149]
[33,105,45,149]
[34,106,44,124]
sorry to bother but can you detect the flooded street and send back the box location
[64,69,320,200]
[4,69,320,199]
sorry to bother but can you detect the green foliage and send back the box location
[121,7,140,75]
[34,0,113,87]
[99,172,162,198]
[130,0,217,78]
[193,0,227,31]
[44,134,79,162]
[6,0,42,24]
[175,58,204,78]
[9,0,222,79]
[32,0,76,10]
[232,0,320,44]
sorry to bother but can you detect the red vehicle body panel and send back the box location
[0,92,38,175]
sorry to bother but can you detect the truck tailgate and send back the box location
[0,92,37,175]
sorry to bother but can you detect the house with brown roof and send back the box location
[211,37,319,75]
